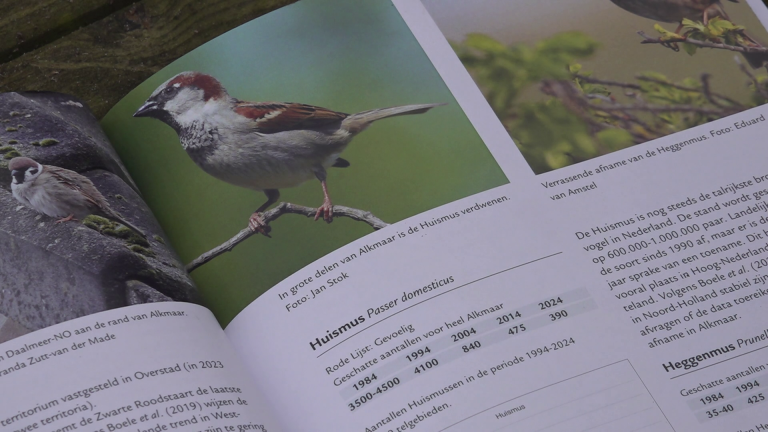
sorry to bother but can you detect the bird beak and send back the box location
[133,101,158,118]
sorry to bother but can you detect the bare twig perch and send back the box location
[638,31,768,55]
[589,102,724,116]
[186,202,389,273]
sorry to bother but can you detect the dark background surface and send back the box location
[1,0,767,118]
[0,0,297,118]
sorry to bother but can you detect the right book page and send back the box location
[224,0,768,430]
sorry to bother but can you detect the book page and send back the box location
[0,74,280,430]
[0,303,282,432]
[100,0,507,328]
[222,0,768,431]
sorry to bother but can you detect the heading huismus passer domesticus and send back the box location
[133,71,443,233]
[9,157,146,237]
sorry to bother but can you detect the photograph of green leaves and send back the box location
[102,0,508,325]
[422,0,768,174]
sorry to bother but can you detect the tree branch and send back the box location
[699,73,724,108]
[574,73,744,108]
[589,102,724,116]
[574,74,641,91]
[636,76,744,107]
[638,31,768,54]
[735,55,768,101]
[185,202,388,273]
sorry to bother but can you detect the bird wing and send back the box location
[44,165,146,237]
[44,166,106,210]
[233,101,348,134]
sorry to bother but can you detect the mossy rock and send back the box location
[9,111,21,117]
[82,215,113,232]
[82,215,150,248]
[30,141,39,146]
[101,225,131,239]
[103,226,149,247]
[0,146,16,153]
[128,245,155,258]
[3,150,21,159]
[125,232,150,248]
[39,138,59,147]
[137,269,159,279]
[5,127,17,132]
[7,140,16,144]
[153,235,165,245]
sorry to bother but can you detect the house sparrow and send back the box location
[610,0,768,67]
[133,71,443,234]
[9,157,146,237]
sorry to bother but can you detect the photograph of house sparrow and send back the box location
[9,157,146,237]
[133,71,442,233]
[102,0,508,324]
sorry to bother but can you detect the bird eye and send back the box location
[29,169,38,175]
[164,87,174,94]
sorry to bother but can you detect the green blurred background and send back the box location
[422,0,768,100]
[422,0,768,173]
[101,0,508,326]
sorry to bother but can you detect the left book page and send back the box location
[0,94,282,431]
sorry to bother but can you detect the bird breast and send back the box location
[13,178,92,219]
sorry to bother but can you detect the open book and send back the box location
[4,0,768,430]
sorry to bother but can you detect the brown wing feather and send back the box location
[44,165,147,237]
[233,101,348,134]
[45,166,106,210]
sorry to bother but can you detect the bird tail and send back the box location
[343,103,446,133]
[112,215,147,239]
[743,51,768,69]
[739,31,768,69]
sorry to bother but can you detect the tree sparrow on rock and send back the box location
[133,71,443,234]
[9,157,146,237]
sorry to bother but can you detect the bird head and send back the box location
[133,71,230,130]
[8,157,42,186]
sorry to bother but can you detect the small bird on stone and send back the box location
[133,71,443,234]
[9,157,146,237]
[610,0,768,67]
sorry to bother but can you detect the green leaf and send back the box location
[464,33,508,53]
[655,24,681,40]
[682,42,698,56]
[538,31,599,57]
[596,129,633,151]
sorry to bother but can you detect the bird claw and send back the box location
[660,40,682,52]
[55,215,77,224]
[314,201,333,223]
[248,213,272,237]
